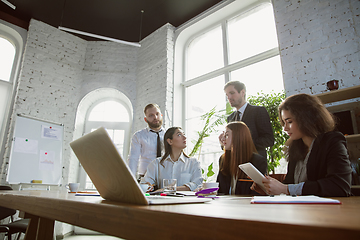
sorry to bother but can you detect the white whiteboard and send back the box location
[7,115,63,184]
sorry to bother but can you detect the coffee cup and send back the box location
[326,80,339,91]
[65,183,80,193]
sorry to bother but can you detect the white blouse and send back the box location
[144,152,203,191]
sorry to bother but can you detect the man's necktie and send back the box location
[235,111,242,121]
[150,130,162,157]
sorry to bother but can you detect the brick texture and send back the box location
[135,23,175,131]
[273,0,360,96]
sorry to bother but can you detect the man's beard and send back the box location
[147,118,163,129]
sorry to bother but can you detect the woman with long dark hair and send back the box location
[217,121,267,195]
[252,93,352,197]
[144,127,202,192]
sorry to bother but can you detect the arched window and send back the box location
[86,100,131,158]
[174,1,284,179]
[0,22,26,163]
[0,37,15,135]
[0,37,15,82]
[74,89,133,190]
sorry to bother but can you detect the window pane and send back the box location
[230,55,284,97]
[106,129,125,158]
[186,75,225,120]
[88,101,129,122]
[86,128,125,189]
[0,37,15,82]
[90,128,124,157]
[185,76,226,176]
[186,115,222,182]
[228,4,278,63]
[0,81,11,140]
[187,25,224,80]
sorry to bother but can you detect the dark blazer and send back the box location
[227,104,274,158]
[217,153,267,195]
[283,131,352,197]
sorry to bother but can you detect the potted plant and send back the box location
[188,104,232,181]
[248,90,288,174]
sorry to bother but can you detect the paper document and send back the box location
[41,125,62,140]
[176,191,196,196]
[13,137,38,154]
[251,195,341,204]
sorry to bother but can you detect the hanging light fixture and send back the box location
[58,0,141,47]
[58,26,141,47]
[1,0,16,10]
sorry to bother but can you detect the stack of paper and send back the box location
[251,195,341,204]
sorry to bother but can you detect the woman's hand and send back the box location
[262,176,289,195]
[145,183,155,193]
[250,182,267,195]
[218,132,225,147]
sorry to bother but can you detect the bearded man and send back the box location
[128,103,165,179]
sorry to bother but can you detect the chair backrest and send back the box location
[0,186,16,220]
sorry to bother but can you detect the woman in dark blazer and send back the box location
[217,121,267,195]
[252,94,352,197]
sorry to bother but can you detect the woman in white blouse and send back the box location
[144,127,203,192]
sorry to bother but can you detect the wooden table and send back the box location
[0,190,359,240]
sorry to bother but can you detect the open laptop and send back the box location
[70,127,211,205]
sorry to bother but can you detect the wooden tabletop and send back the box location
[0,190,359,240]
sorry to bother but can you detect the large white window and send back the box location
[0,37,15,82]
[0,22,26,163]
[176,1,284,180]
[0,37,15,137]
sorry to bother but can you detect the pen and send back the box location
[160,193,184,197]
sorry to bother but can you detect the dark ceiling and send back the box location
[0,0,223,42]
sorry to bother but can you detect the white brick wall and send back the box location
[81,41,138,100]
[0,19,141,184]
[1,20,175,187]
[1,19,87,185]
[273,0,360,96]
[135,23,175,131]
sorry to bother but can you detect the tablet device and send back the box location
[238,162,268,194]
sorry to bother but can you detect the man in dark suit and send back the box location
[220,81,274,158]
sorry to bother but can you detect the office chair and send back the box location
[0,185,30,240]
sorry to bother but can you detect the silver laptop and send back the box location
[70,127,211,205]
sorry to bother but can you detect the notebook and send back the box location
[70,127,211,205]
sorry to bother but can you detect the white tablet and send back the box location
[238,162,268,194]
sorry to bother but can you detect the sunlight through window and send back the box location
[88,101,129,122]
[184,3,284,179]
[0,37,15,82]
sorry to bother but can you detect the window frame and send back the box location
[79,97,132,190]
[182,2,279,88]
[181,1,280,131]
[173,0,282,178]
[173,0,277,128]
[0,21,27,165]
